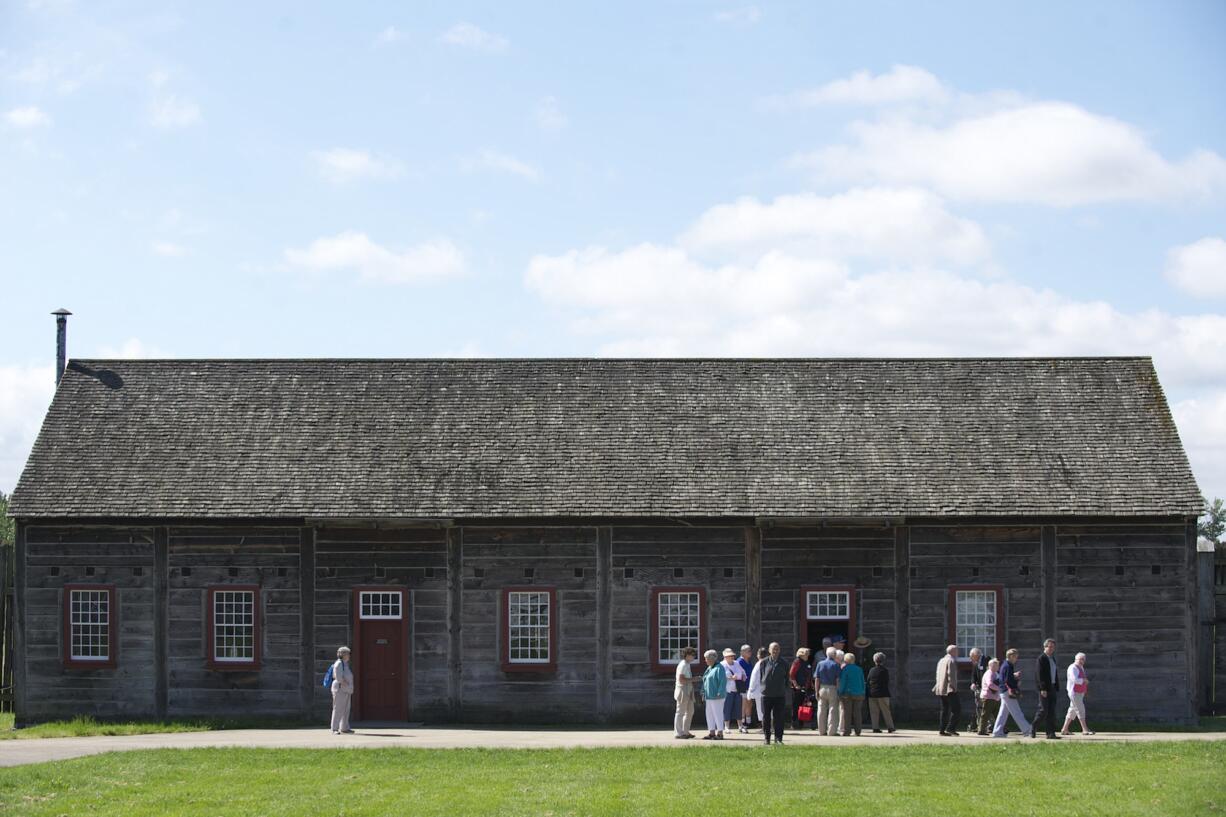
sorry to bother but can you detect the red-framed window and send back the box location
[63,584,117,669]
[948,585,1004,663]
[206,585,261,670]
[501,587,557,673]
[650,586,706,675]
[798,585,857,653]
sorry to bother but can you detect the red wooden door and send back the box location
[354,589,408,722]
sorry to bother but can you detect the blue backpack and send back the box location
[322,663,334,688]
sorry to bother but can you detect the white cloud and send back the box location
[533,96,568,134]
[439,22,508,53]
[679,187,991,267]
[460,148,540,182]
[714,6,761,25]
[1165,237,1226,298]
[285,231,465,284]
[4,105,51,128]
[792,98,1226,205]
[766,65,948,109]
[148,70,201,129]
[312,148,404,184]
[151,241,187,257]
[0,364,55,494]
[374,26,404,46]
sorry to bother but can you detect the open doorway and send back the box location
[798,586,857,660]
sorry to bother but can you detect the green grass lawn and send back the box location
[1,743,1224,816]
[0,712,312,740]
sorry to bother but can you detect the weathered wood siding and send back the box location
[607,525,746,724]
[313,526,448,721]
[460,526,598,722]
[907,525,1043,718]
[15,517,1202,725]
[762,524,897,657]
[167,526,301,716]
[22,525,156,720]
[1057,523,1195,722]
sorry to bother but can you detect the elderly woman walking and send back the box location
[747,646,768,725]
[978,658,1002,735]
[673,646,698,739]
[701,649,728,740]
[837,652,866,736]
[865,652,897,733]
[1061,652,1095,735]
[330,646,355,734]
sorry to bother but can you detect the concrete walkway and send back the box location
[0,725,1222,767]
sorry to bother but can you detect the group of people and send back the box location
[673,636,1094,743]
[933,639,1094,738]
[672,636,900,743]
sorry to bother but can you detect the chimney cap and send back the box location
[52,308,72,316]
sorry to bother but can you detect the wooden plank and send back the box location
[895,525,910,717]
[1184,519,1200,719]
[154,526,168,718]
[299,526,315,717]
[744,526,762,648]
[596,526,612,722]
[446,526,462,720]
[1041,525,1057,641]
[13,521,26,725]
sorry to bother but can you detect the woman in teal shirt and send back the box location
[837,653,866,736]
[701,649,727,740]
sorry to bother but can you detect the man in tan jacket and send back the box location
[933,644,960,736]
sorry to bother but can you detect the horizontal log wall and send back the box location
[460,526,598,723]
[313,526,448,721]
[167,526,302,717]
[22,526,157,720]
[16,518,1201,725]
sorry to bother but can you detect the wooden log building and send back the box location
[6,356,1211,725]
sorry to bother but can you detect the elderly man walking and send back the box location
[933,644,960,736]
[1030,638,1062,739]
[759,642,790,745]
[966,647,988,733]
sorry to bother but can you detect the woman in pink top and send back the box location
[1061,652,1095,735]
[977,658,1002,735]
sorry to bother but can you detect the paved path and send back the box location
[0,725,1221,768]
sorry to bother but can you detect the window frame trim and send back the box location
[62,584,118,670]
[500,586,558,673]
[649,586,707,676]
[798,584,858,653]
[205,584,262,671]
[947,584,1005,664]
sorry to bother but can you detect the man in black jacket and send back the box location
[1031,638,1061,739]
[759,642,791,745]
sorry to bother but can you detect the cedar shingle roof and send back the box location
[9,357,1203,519]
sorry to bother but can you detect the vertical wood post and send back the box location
[744,525,762,648]
[596,526,612,721]
[1186,518,1203,720]
[1197,534,1215,715]
[893,525,910,716]
[446,526,463,721]
[299,526,316,718]
[1040,526,1057,642]
[11,522,25,725]
[153,526,168,718]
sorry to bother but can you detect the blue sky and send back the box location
[2,1,1225,505]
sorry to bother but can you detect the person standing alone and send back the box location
[330,646,355,735]
[933,644,960,736]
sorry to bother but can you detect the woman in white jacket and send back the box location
[746,647,768,724]
[1061,652,1094,735]
[330,646,355,734]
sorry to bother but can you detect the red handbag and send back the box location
[798,702,815,722]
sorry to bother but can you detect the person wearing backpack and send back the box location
[329,646,355,734]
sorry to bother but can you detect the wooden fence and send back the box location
[0,547,11,713]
